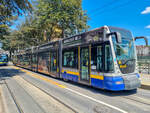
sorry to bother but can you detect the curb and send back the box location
[140,84,150,90]
[1,85,9,113]
[0,86,5,113]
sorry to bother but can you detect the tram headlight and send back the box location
[116,80,124,84]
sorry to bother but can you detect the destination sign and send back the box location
[39,44,54,50]
[63,35,82,44]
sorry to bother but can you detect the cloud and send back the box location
[141,7,150,14]
[145,25,150,29]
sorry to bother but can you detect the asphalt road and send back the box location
[0,66,150,113]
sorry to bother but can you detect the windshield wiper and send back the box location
[122,59,136,65]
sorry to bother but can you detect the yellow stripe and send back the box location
[62,70,79,76]
[0,62,7,64]
[91,74,104,80]
[12,66,66,88]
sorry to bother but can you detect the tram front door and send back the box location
[80,47,90,82]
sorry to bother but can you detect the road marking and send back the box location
[13,66,128,113]
[65,88,128,113]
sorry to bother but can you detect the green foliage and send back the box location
[0,24,9,39]
[35,0,89,39]
[1,0,89,53]
[0,0,33,53]
[0,25,11,51]
[0,0,32,25]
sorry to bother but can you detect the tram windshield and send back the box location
[0,54,8,62]
[109,27,136,74]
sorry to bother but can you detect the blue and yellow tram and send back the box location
[13,26,148,91]
[0,54,8,66]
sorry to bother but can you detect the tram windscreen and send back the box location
[0,54,8,62]
[109,27,136,74]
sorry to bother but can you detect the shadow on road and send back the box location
[0,66,25,81]
[0,66,137,97]
[62,80,137,97]
[40,72,137,97]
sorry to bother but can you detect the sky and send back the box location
[82,0,150,45]
[11,0,150,45]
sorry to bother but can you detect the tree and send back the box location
[0,0,32,25]
[0,24,9,39]
[1,0,89,54]
[35,0,89,40]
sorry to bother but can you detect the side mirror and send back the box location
[134,36,148,46]
[107,32,122,43]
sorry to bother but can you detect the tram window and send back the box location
[105,45,114,72]
[38,52,50,65]
[32,54,37,64]
[91,45,103,72]
[62,48,78,68]
[38,52,50,71]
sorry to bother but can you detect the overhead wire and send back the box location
[90,0,137,17]
[88,0,120,14]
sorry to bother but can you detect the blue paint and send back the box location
[91,76,125,91]
[62,72,125,91]
[62,72,78,82]
[91,78,103,88]
[0,63,7,66]
[103,76,125,91]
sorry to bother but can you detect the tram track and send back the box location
[3,76,47,113]
[4,80,24,113]
[12,66,150,112]
[19,75,77,113]
[3,66,150,112]
[0,66,76,113]
[121,94,150,106]
[4,76,76,113]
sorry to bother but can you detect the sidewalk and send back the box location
[140,73,150,90]
[0,85,5,113]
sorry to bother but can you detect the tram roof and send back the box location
[15,26,131,54]
[31,26,131,48]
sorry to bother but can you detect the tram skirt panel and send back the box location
[91,78,104,89]
[103,76,125,91]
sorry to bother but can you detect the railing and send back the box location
[138,60,150,74]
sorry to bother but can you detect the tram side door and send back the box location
[50,51,57,74]
[80,47,90,82]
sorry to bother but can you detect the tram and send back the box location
[13,26,148,91]
[0,54,8,66]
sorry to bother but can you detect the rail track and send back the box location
[122,95,150,106]
[20,72,150,110]
[2,66,150,113]
[15,66,150,109]
[3,75,77,113]
[19,75,77,113]
[4,80,24,113]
